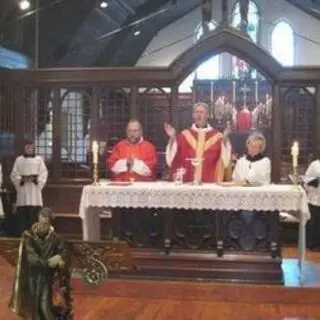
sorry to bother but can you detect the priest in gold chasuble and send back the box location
[165,102,232,183]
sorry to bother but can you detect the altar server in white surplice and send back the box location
[10,137,48,235]
[304,159,320,250]
[232,132,271,186]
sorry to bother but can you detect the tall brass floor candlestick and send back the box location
[93,162,99,185]
[292,165,298,187]
[291,141,299,188]
[92,140,99,185]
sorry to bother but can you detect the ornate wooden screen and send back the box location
[138,88,170,151]
[280,87,316,181]
[138,88,170,178]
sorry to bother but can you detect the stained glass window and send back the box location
[231,1,260,79]
[271,21,294,66]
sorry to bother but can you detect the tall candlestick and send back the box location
[291,141,299,187]
[291,141,299,168]
[92,140,99,185]
[92,140,99,165]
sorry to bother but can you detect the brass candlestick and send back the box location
[92,140,99,185]
[291,141,299,188]
[292,164,298,187]
[93,162,99,185]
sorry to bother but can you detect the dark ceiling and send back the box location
[0,0,319,68]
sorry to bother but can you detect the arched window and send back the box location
[231,1,260,79]
[179,21,220,92]
[232,1,260,42]
[271,21,294,66]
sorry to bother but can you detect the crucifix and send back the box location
[240,84,251,106]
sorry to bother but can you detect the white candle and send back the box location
[291,141,299,167]
[92,140,99,164]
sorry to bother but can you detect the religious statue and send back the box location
[239,0,249,33]
[202,0,213,22]
[201,0,213,35]
[9,207,73,320]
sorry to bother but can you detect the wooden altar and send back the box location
[79,182,309,284]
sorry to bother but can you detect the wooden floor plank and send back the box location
[90,298,147,320]
[133,299,165,320]
[1,247,320,319]
[155,300,206,320]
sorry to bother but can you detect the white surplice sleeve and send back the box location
[232,158,242,182]
[111,159,127,173]
[131,159,151,176]
[304,160,320,206]
[37,157,48,189]
[10,156,22,190]
[233,157,271,186]
[247,158,271,186]
[165,137,177,167]
[221,139,232,167]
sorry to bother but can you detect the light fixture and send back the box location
[19,0,31,10]
[100,1,108,9]
[134,30,140,36]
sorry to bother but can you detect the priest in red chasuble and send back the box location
[164,102,232,183]
[107,120,157,181]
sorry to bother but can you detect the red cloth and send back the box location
[169,128,226,183]
[237,108,252,131]
[107,139,157,181]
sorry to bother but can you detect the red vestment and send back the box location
[167,127,231,183]
[107,139,157,181]
[237,108,252,131]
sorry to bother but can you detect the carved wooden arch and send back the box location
[168,27,283,84]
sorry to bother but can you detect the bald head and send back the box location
[193,102,209,127]
[126,120,142,144]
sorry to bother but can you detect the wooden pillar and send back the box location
[222,0,229,26]
[14,86,25,155]
[52,88,61,181]
[271,84,281,183]
[315,85,320,158]
[170,85,179,130]
[130,85,138,119]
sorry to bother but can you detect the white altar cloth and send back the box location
[79,182,310,281]
[79,182,309,219]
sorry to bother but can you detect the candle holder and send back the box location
[92,140,99,185]
[92,162,99,185]
[291,141,299,189]
[187,158,204,185]
[292,165,298,187]
[174,167,186,185]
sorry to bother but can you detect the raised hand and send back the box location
[164,122,176,139]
